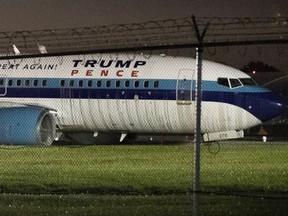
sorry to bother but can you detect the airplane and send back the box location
[0,53,285,145]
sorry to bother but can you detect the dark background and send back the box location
[0,0,286,31]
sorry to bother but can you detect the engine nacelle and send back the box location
[0,106,56,145]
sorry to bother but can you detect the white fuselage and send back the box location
[0,53,284,145]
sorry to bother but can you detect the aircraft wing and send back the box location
[0,101,57,112]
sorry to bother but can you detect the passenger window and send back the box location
[229,79,242,88]
[88,80,93,87]
[154,81,159,88]
[42,80,47,87]
[134,80,139,88]
[25,80,30,86]
[217,78,229,87]
[60,80,65,87]
[106,80,111,87]
[144,80,149,88]
[17,80,21,86]
[97,80,101,87]
[33,80,38,87]
[8,79,13,86]
[69,80,74,87]
[116,80,121,87]
[78,80,83,87]
[0,79,4,86]
[125,80,130,87]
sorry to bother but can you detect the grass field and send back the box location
[201,141,288,193]
[0,141,288,215]
[0,194,193,216]
[0,142,287,194]
[1,193,287,216]
[0,144,193,194]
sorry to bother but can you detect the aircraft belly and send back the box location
[145,100,160,132]
[54,98,196,134]
[97,99,115,130]
[155,99,177,133]
[2,98,261,135]
[82,99,98,129]
[134,97,150,130]
[118,99,132,130]
[176,102,196,133]
[70,97,85,127]
[125,96,142,131]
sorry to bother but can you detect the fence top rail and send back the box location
[0,16,286,59]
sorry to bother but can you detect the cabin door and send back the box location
[0,75,7,96]
[176,69,194,105]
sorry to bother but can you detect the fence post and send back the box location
[192,15,209,193]
[194,45,203,192]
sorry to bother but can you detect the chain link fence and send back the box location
[197,43,288,216]
[0,16,287,215]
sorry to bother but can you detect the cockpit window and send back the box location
[229,79,242,88]
[239,78,257,86]
[218,77,256,88]
[217,78,229,87]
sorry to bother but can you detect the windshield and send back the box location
[217,77,257,89]
[229,79,242,88]
[239,78,257,86]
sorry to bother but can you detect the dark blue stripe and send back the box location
[2,87,270,101]
[0,78,270,93]
[2,87,282,121]
[1,77,284,123]
[4,88,175,100]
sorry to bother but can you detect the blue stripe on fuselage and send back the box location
[0,78,274,121]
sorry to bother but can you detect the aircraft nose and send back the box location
[257,92,286,122]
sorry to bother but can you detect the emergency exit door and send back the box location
[0,75,7,96]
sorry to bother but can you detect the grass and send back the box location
[0,142,288,215]
[201,141,288,193]
[0,194,193,216]
[0,193,287,216]
[0,144,193,194]
[0,142,288,194]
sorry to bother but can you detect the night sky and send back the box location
[0,0,286,73]
[0,0,286,31]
